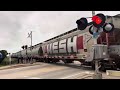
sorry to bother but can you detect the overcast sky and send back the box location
[0,11,120,53]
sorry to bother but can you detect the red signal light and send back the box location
[92,13,106,28]
[92,16,102,25]
[96,17,102,24]
[92,16,98,21]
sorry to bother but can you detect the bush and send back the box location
[0,50,8,63]
[0,57,18,66]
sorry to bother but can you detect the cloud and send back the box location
[0,11,33,52]
[19,11,92,44]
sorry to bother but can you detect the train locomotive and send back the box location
[11,14,120,71]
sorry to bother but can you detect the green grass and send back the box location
[0,57,18,67]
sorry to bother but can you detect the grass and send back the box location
[0,57,18,67]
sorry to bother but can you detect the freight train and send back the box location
[11,14,120,71]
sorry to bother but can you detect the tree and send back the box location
[0,50,8,63]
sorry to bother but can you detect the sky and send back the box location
[0,11,120,53]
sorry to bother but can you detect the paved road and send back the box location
[0,61,119,79]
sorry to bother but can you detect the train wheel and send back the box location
[39,59,43,62]
[44,58,50,63]
[44,58,46,63]
[62,59,66,64]
[100,66,106,72]
[91,62,95,70]
[18,59,20,64]
[100,63,106,72]
[67,60,73,63]
[91,64,95,70]
[30,58,33,64]
[63,59,69,64]
[33,59,36,63]
[47,59,50,63]
[51,59,57,63]
[49,59,53,63]
[111,65,117,70]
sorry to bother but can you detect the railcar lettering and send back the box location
[50,43,53,54]
[67,36,77,53]
[47,44,50,54]
[52,42,59,53]
[43,35,84,54]
[42,45,47,54]
[59,39,66,53]
[47,43,53,54]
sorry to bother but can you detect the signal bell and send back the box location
[76,17,88,30]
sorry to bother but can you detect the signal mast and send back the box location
[76,11,114,79]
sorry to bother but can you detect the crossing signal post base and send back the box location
[93,60,102,79]
[93,72,102,79]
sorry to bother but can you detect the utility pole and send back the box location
[30,31,33,64]
[8,53,11,65]
[92,11,95,17]
[30,31,32,48]
[92,11,98,44]
[28,31,33,48]
[19,49,22,64]
[28,31,33,64]
[92,11,102,79]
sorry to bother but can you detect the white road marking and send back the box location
[60,71,93,79]
[60,72,85,79]
[16,68,21,70]
[85,71,90,74]
[23,76,29,77]
[85,71,94,74]
[23,76,41,79]
[27,77,41,79]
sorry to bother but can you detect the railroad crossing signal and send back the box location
[25,45,28,49]
[22,46,24,49]
[91,13,114,34]
[22,45,28,49]
[76,13,115,34]
[76,18,88,30]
